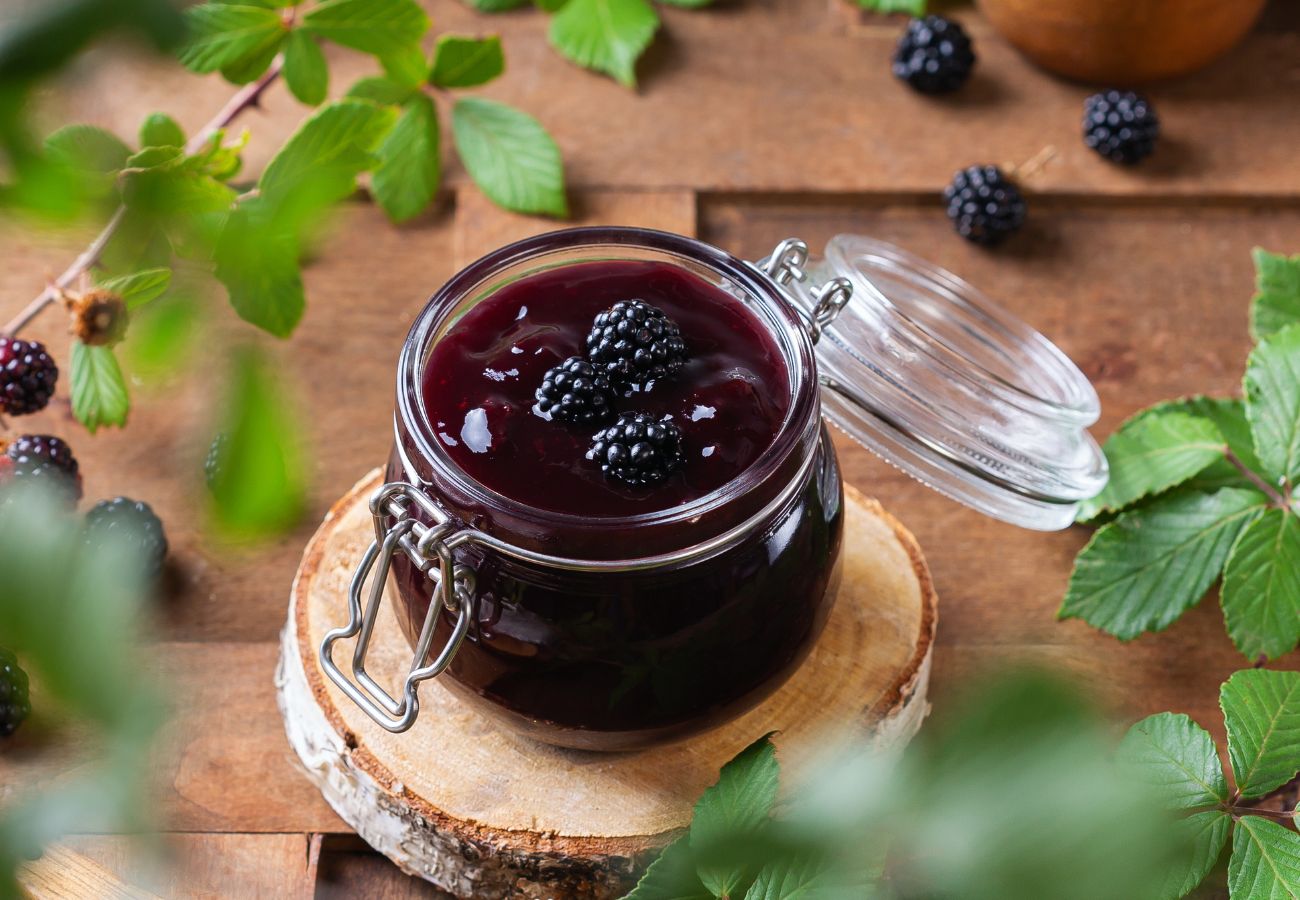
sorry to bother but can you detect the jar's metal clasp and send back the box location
[319,482,478,733]
[760,238,853,344]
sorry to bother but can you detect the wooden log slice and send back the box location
[277,469,937,899]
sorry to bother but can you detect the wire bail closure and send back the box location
[759,238,854,344]
[319,482,478,733]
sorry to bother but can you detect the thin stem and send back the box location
[2,59,284,338]
[1225,449,1290,509]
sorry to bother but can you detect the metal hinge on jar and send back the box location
[759,238,854,344]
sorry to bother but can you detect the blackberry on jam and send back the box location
[1083,90,1159,165]
[0,647,30,739]
[85,497,168,579]
[892,16,976,95]
[534,356,616,424]
[0,337,58,415]
[585,300,686,392]
[943,165,1027,246]
[3,434,82,501]
[587,412,684,487]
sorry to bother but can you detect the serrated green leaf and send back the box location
[548,0,658,87]
[1159,811,1231,900]
[213,200,304,338]
[209,346,307,538]
[301,0,429,57]
[69,341,129,433]
[745,856,828,900]
[371,94,440,223]
[1220,669,1300,799]
[1117,713,1228,810]
[44,125,132,174]
[1078,412,1226,522]
[853,0,925,12]
[465,0,530,10]
[1222,509,1300,661]
[1164,397,1266,493]
[125,145,184,170]
[259,100,397,206]
[1251,248,1300,343]
[1228,816,1300,899]
[283,31,328,105]
[177,4,286,75]
[121,167,236,221]
[218,27,285,83]
[97,268,171,310]
[379,43,429,88]
[345,75,416,105]
[429,35,505,88]
[625,838,713,900]
[1059,488,1268,639]
[691,734,780,898]
[451,97,566,216]
[138,113,184,149]
[1245,324,1300,484]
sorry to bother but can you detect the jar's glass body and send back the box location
[388,229,845,750]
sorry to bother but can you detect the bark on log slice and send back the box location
[277,469,937,899]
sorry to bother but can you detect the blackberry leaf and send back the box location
[300,0,429,58]
[1250,248,1300,343]
[97,268,171,310]
[177,4,285,76]
[451,98,566,216]
[1220,669,1300,799]
[1159,811,1231,900]
[138,113,185,149]
[1228,817,1300,898]
[1117,713,1228,810]
[1244,324,1300,484]
[1221,509,1300,661]
[283,31,329,106]
[691,734,780,898]
[548,0,659,88]
[371,94,441,223]
[429,35,505,88]
[70,340,129,433]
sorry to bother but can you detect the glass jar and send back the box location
[321,228,1107,751]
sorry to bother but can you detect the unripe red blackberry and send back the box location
[0,337,58,415]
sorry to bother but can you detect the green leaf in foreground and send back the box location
[138,112,185,149]
[346,75,416,106]
[1227,816,1300,899]
[853,0,926,13]
[209,347,307,538]
[259,99,398,207]
[548,0,659,87]
[465,0,529,10]
[177,3,286,75]
[745,856,828,900]
[69,341,129,433]
[1117,713,1228,810]
[658,0,714,7]
[1158,811,1230,900]
[1220,668,1300,799]
[371,94,440,223]
[97,267,171,310]
[44,124,132,175]
[624,837,712,900]
[1077,411,1226,522]
[1160,397,1264,492]
[213,201,304,338]
[1221,508,1300,661]
[690,734,780,898]
[301,0,430,58]
[429,35,505,88]
[1250,248,1300,343]
[451,98,566,216]
[1244,323,1300,484]
[283,30,329,106]
[1059,488,1267,639]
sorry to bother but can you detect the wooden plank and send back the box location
[312,835,452,899]
[38,3,1300,197]
[19,845,160,900]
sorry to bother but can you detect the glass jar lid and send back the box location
[768,234,1107,531]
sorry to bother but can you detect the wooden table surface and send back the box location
[3,1,1300,896]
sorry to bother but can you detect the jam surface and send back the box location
[420,260,791,518]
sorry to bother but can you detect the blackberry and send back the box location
[892,16,976,95]
[585,300,686,392]
[85,497,168,579]
[534,356,616,424]
[943,165,1027,246]
[3,434,83,501]
[0,647,30,739]
[1083,90,1159,165]
[0,337,58,415]
[587,411,683,487]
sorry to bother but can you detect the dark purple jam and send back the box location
[419,260,790,518]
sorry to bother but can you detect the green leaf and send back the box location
[853,0,926,12]
[625,838,713,900]
[1245,324,1300,484]
[69,341,129,433]
[259,99,398,207]
[379,44,429,88]
[209,347,307,538]
[371,94,441,223]
[548,0,659,87]
[301,0,430,57]
[1059,488,1268,639]
[745,856,828,900]
[345,75,416,105]
[218,28,285,84]
[44,124,132,174]
[1251,248,1300,343]
[214,201,305,338]
[1222,509,1300,661]
[1159,811,1231,900]
[123,293,200,381]
[97,268,171,310]
[657,0,713,6]
[283,31,329,106]
[1165,398,1266,493]
[177,4,286,75]
[138,113,185,149]
[125,145,185,170]
[535,0,570,9]
[429,35,505,88]
[691,734,780,898]
[469,0,531,9]
[1228,816,1300,899]
[1078,411,1226,522]
[451,97,567,216]
[1220,668,1300,799]
[1117,713,1228,810]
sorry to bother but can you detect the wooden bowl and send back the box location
[976,0,1267,83]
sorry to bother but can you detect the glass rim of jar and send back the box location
[396,226,823,536]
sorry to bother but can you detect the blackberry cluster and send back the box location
[0,337,58,415]
[534,356,616,424]
[85,497,169,580]
[0,647,30,739]
[585,300,687,392]
[587,412,683,487]
[3,434,82,501]
[892,16,976,95]
[943,165,1027,246]
[1083,90,1160,165]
